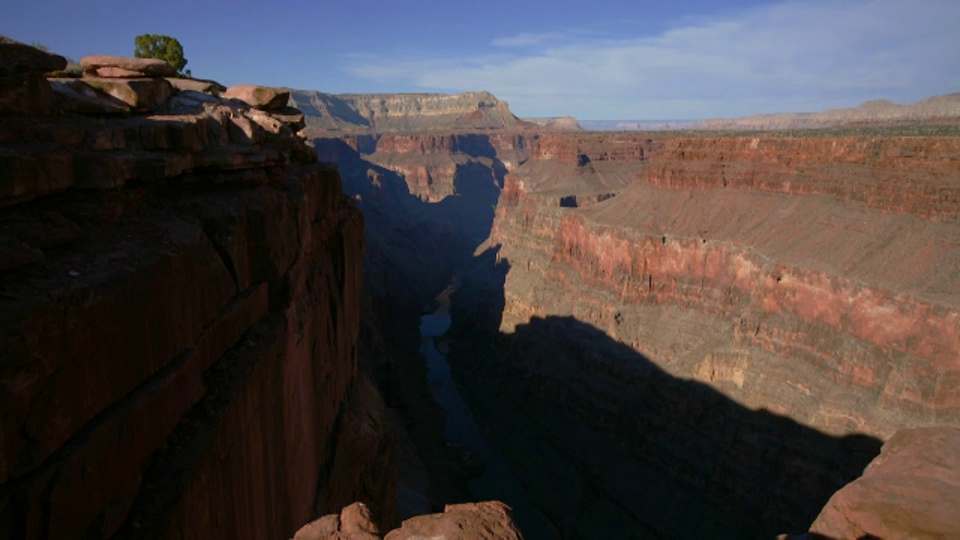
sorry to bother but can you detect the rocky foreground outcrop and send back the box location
[0,43,395,539]
[808,426,960,539]
[295,500,522,539]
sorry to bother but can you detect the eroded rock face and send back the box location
[80,55,178,78]
[0,36,67,76]
[224,84,291,111]
[808,426,960,539]
[0,36,64,114]
[446,130,960,536]
[79,76,173,112]
[0,79,395,538]
[297,501,523,540]
[291,90,532,133]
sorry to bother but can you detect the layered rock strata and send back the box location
[0,53,394,538]
[448,131,960,536]
[291,90,530,133]
[693,93,960,130]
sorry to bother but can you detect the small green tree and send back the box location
[134,34,187,73]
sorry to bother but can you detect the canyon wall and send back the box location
[0,52,395,538]
[309,130,527,522]
[290,90,532,133]
[448,131,959,536]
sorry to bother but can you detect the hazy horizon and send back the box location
[8,0,960,119]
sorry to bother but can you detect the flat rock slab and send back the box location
[166,77,225,94]
[49,78,130,114]
[81,77,173,112]
[809,426,960,539]
[81,55,176,78]
[0,35,67,76]
[224,84,290,110]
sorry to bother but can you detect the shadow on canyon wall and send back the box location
[447,250,883,539]
[312,136,507,518]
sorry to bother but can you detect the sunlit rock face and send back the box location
[807,426,960,539]
[448,132,960,537]
[290,90,531,134]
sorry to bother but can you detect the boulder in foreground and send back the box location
[0,35,66,76]
[80,54,177,78]
[295,501,523,539]
[809,426,960,539]
[224,84,291,110]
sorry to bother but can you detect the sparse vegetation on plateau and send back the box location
[134,34,188,74]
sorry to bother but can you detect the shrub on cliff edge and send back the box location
[134,34,187,73]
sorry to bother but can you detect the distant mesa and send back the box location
[522,116,583,131]
[291,90,573,135]
[691,93,960,130]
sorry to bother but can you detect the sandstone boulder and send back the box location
[0,73,56,114]
[384,501,522,540]
[0,37,64,114]
[809,426,960,539]
[49,78,129,114]
[166,76,226,94]
[0,35,67,76]
[294,502,380,540]
[295,501,523,540]
[271,106,307,131]
[223,84,290,110]
[80,55,177,78]
[81,77,173,112]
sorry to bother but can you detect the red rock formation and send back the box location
[0,61,395,538]
[808,426,960,539]
[319,132,528,202]
[296,501,522,540]
[290,90,527,133]
[440,130,960,535]
[640,136,960,220]
[491,134,960,438]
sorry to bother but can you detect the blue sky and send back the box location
[7,0,960,119]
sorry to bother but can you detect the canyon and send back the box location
[2,35,959,539]
[305,96,960,537]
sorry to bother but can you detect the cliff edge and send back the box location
[0,41,396,539]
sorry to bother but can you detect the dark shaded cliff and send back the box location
[0,45,396,539]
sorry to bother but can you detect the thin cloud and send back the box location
[342,0,960,119]
[491,32,566,48]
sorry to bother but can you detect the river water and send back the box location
[419,307,556,538]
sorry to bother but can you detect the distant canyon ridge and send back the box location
[291,88,960,132]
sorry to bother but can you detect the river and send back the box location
[419,301,557,538]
